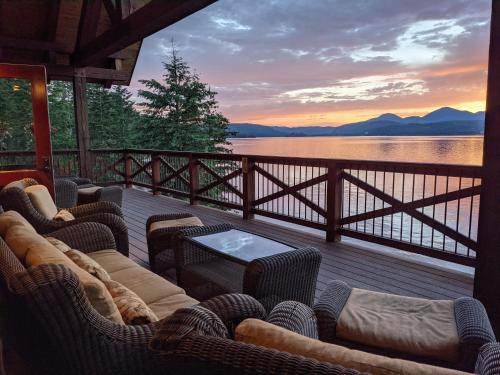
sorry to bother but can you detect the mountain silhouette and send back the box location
[229,107,485,138]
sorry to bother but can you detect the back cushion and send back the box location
[5,225,123,324]
[0,211,36,237]
[24,185,58,219]
[235,319,466,375]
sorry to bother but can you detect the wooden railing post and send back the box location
[124,151,132,188]
[152,153,161,195]
[326,161,342,242]
[242,157,255,220]
[189,154,199,205]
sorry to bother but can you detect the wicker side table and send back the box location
[175,224,322,312]
[146,213,204,277]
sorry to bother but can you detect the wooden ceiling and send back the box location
[0,0,216,86]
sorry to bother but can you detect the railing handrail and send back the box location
[88,148,483,175]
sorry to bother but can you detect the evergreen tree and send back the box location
[0,79,34,150]
[48,81,76,149]
[138,47,231,152]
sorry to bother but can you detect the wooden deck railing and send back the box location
[0,148,481,266]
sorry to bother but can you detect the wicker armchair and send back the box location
[150,294,500,375]
[0,185,129,254]
[60,176,123,207]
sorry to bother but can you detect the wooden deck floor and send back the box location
[123,188,473,300]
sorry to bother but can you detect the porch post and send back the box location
[474,0,500,336]
[72,70,91,179]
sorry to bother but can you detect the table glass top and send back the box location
[190,229,295,263]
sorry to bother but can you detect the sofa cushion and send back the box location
[87,249,186,304]
[24,185,58,220]
[4,225,123,324]
[104,279,159,325]
[235,319,467,375]
[53,209,75,222]
[65,249,111,282]
[87,249,138,274]
[337,288,460,363]
[88,249,198,318]
[148,293,199,320]
[149,216,203,234]
[5,225,51,261]
[0,210,36,237]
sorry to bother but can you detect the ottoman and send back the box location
[146,213,203,277]
[314,280,496,372]
[77,185,123,207]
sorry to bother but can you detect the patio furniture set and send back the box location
[0,178,498,374]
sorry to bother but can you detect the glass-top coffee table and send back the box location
[175,224,322,311]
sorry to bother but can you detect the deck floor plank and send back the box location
[123,188,473,300]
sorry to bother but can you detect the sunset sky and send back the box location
[132,0,491,126]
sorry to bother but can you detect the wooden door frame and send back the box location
[0,63,54,194]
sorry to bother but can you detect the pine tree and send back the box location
[48,81,76,149]
[138,46,231,152]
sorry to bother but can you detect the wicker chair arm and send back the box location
[243,246,321,312]
[313,280,353,343]
[146,213,195,232]
[54,179,78,208]
[199,294,266,335]
[267,301,319,339]
[64,176,93,186]
[0,237,25,284]
[9,264,159,374]
[176,223,234,239]
[150,332,363,375]
[475,342,500,375]
[454,297,496,371]
[44,222,117,253]
[67,201,123,218]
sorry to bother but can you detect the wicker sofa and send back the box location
[150,294,500,375]
[0,214,199,375]
[0,178,129,254]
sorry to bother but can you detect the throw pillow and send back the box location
[104,279,159,325]
[65,249,111,282]
[53,209,75,221]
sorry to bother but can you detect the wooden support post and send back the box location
[124,152,132,188]
[152,153,161,195]
[326,161,342,242]
[242,157,255,220]
[72,72,91,179]
[189,154,199,205]
[474,0,500,336]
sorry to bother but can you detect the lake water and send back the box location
[228,136,482,274]
[229,136,484,165]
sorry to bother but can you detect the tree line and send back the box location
[0,49,231,153]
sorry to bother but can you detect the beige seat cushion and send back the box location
[148,293,198,320]
[0,210,36,237]
[88,249,187,304]
[337,288,460,363]
[53,209,75,222]
[78,186,102,195]
[104,280,159,325]
[24,185,58,220]
[5,225,123,324]
[149,216,203,234]
[236,319,468,375]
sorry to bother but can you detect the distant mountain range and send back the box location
[229,107,485,138]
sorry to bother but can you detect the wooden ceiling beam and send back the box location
[45,0,61,41]
[73,0,216,67]
[103,0,121,25]
[0,36,69,53]
[46,65,129,81]
[76,0,103,49]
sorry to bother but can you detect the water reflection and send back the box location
[231,136,484,165]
